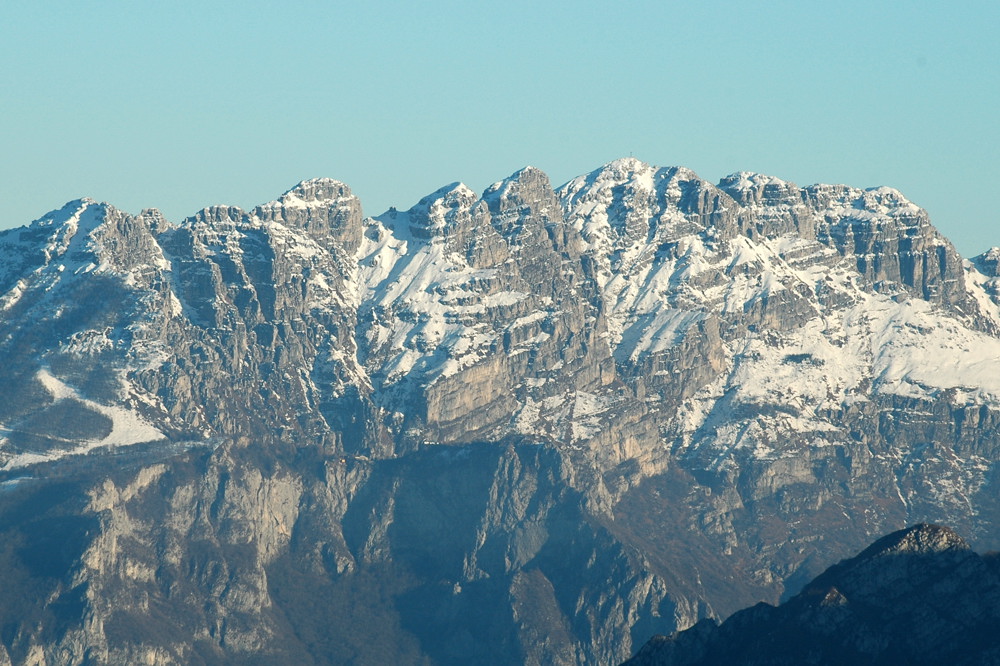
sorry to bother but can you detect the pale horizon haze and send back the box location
[2,1,998,256]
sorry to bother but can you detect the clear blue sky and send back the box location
[2,1,998,255]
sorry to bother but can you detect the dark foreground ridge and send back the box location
[625,523,1000,666]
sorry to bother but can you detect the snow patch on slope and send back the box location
[0,369,165,471]
[350,207,527,386]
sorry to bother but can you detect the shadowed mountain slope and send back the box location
[625,523,1000,665]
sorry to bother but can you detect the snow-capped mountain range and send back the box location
[0,158,999,664]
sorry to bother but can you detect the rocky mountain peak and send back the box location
[136,207,168,230]
[23,198,153,269]
[558,159,657,247]
[605,155,647,171]
[801,523,975,611]
[591,157,658,187]
[718,171,798,207]
[254,178,363,253]
[403,182,478,238]
[854,523,969,559]
[0,199,111,299]
[857,184,918,211]
[269,177,355,208]
[478,167,577,274]
[29,197,96,225]
[559,159,730,253]
[184,204,248,229]
[973,246,1000,277]
[483,166,559,222]
[558,158,654,203]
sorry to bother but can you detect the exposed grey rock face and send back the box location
[254,177,364,253]
[0,161,999,664]
[624,524,1000,665]
[974,247,1000,277]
